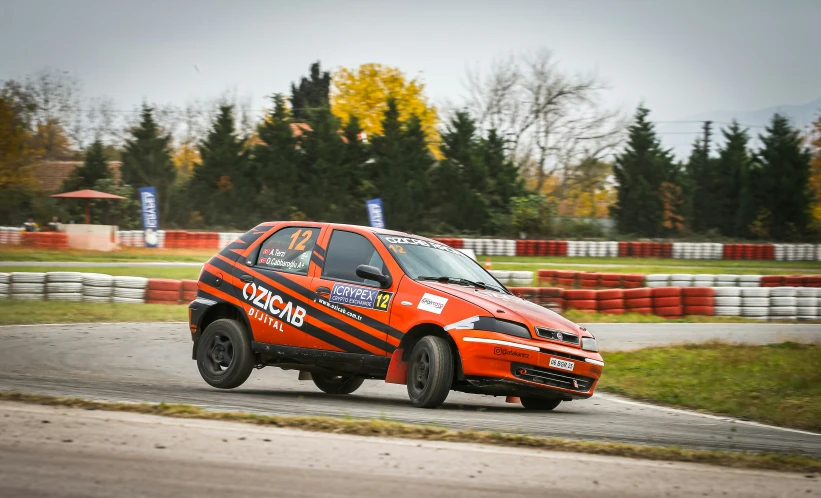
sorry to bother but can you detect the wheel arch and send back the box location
[391,322,465,382]
[194,302,253,359]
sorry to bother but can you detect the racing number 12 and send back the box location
[374,291,391,311]
[288,229,313,251]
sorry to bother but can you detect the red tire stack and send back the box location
[761,275,784,287]
[554,270,578,288]
[599,273,622,288]
[563,289,597,313]
[784,275,805,287]
[623,288,653,314]
[597,289,624,314]
[579,272,600,289]
[181,279,197,303]
[537,269,556,286]
[146,278,182,305]
[682,287,714,316]
[652,287,682,319]
[538,287,564,312]
[622,274,646,289]
[804,276,821,288]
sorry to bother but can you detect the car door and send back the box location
[233,224,325,347]
[309,228,400,357]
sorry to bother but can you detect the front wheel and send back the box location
[312,374,365,394]
[520,397,562,411]
[196,318,255,389]
[406,336,454,408]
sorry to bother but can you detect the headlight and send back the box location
[581,337,599,352]
[447,316,532,339]
[491,319,532,339]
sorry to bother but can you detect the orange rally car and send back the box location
[188,222,604,410]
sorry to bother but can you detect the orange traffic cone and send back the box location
[485,258,492,270]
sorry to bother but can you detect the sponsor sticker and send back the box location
[417,293,448,314]
[493,346,530,359]
[241,281,306,328]
[329,283,392,311]
[379,235,459,254]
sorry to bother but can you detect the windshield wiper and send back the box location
[417,276,502,292]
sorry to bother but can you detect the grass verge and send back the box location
[0,266,201,279]
[599,342,821,432]
[563,310,765,324]
[0,391,818,474]
[0,246,217,263]
[0,300,187,325]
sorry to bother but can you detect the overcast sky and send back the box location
[1,0,818,123]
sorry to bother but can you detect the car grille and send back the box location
[536,327,579,345]
[511,362,593,392]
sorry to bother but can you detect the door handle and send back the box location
[240,274,254,283]
[316,286,331,295]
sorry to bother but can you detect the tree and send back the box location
[87,178,141,228]
[465,50,624,191]
[188,105,250,227]
[252,94,300,221]
[807,115,821,226]
[370,99,435,231]
[291,62,331,121]
[61,139,112,192]
[0,91,39,224]
[332,64,440,155]
[610,106,679,236]
[295,105,347,221]
[120,106,177,223]
[756,113,813,239]
[711,122,756,237]
[340,115,371,224]
[684,121,716,233]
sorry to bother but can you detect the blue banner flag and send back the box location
[138,186,159,248]
[365,198,385,229]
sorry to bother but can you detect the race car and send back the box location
[188,222,604,410]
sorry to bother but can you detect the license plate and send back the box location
[549,357,575,372]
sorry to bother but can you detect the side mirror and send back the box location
[356,264,392,288]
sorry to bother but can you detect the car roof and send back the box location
[262,221,418,239]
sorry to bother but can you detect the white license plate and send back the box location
[549,357,575,372]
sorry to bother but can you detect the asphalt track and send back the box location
[3,402,817,498]
[1,322,820,457]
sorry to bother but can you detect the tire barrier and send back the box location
[489,270,534,286]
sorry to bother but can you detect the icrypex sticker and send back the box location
[329,282,392,311]
[418,293,448,314]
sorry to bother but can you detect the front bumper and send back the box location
[449,329,603,399]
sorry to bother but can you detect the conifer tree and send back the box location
[296,105,346,221]
[756,113,813,239]
[252,94,299,221]
[290,62,331,121]
[712,122,754,237]
[189,105,249,227]
[62,139,111,192]
[684,121,715,233]
[120,106,176,223]
[340,115,370,224]
[610,106,678,236]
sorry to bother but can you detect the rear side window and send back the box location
[256,227,318,275]
[322,230,385,286]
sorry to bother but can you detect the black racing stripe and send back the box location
[310,253,324,269]
[234,267,397,353]
[199,268,373,355]
[313,245,326,257]
[209,255,239,274]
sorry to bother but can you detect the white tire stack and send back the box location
[714,287,742,316]
[10,272,45,300]
[566,240,578,257]
[738,275,762,287]
[693,274,716,287]
[769,287,797,321]
[489,271,511,286]
[645,274,670,288]
[510,271,534,286]
[796,288,819,321]
[714,274,739,287]
[670,274,693,287]
[503,239,516,257]
[46,272,84,301]
[774,244,785,261]
[112,276,148,304]
[0,272,9,299]
[82,273,114,303]
[740,287,770,320]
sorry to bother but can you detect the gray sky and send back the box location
[1,0,819,123]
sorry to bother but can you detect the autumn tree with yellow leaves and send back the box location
[331,64,440,155]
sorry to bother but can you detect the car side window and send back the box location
[322,230,386,286]
[255,227,318,275]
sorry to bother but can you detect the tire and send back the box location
[196,318,255,389]
[312,374,365,394]
[520,397,562,411]
[406,336,454,408]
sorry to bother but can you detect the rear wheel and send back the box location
[196,318,255,389]
[312,374,365,394]
[520,397,562,411]
[406,336,454,408]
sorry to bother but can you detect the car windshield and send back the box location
[376,234,507,293]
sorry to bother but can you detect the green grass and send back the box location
[0,300,187,325]
[0,246,215,263]
[0,266,201,279]
[599,342,821,432]
[1,391,819,473]
[563,310,767,324]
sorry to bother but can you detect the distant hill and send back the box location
[657,97,821,160]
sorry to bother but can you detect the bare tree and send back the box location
[465,50,626,193]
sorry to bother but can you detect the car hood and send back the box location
[420,282,590,338]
